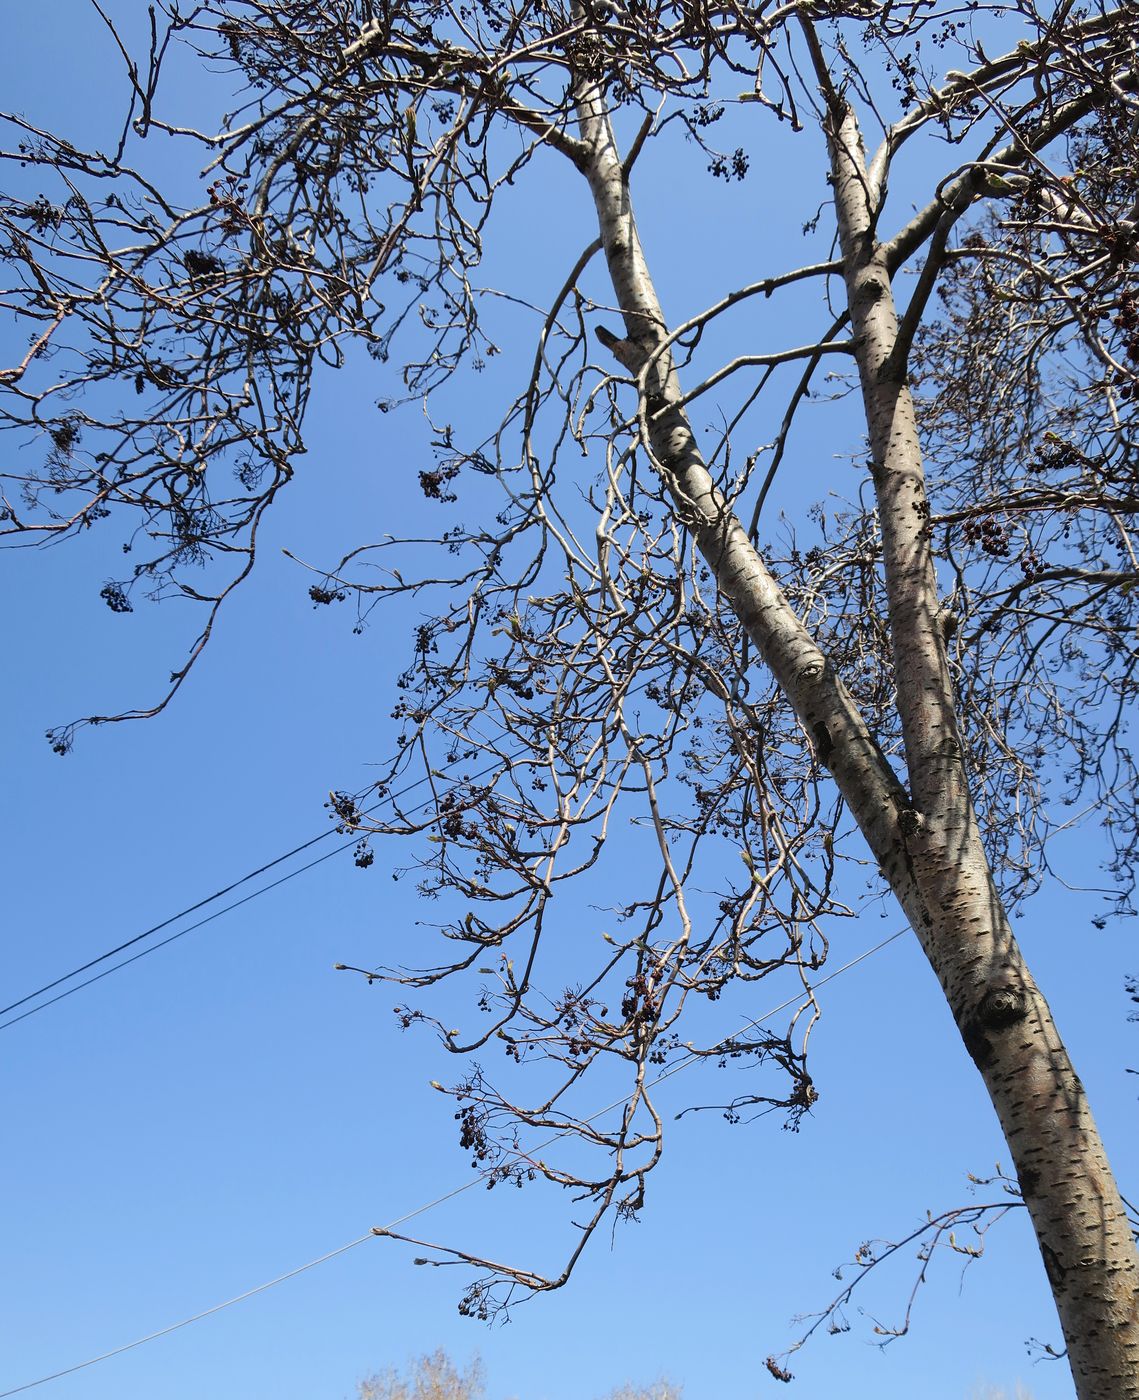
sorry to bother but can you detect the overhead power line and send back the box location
[0,1235,376,1398]
[0,927,907,1398]
[0,810,363,1023]
[1,675,665,1029]
[0,836,361,1032]
[1,750,500,1031]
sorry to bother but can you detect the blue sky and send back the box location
[2,6,1136,1400]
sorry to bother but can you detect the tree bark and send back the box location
[573,65,1139,1398]
[825,97,1139,1397]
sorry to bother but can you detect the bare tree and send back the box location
[3,0,1138,1394]
[354,1350,680,1400]
[357,1349,485,1400]
[598,1385,683,1400]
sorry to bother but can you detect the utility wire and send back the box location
[0,926,907,1398]
[0,836,359,1032]
[0,1234,377,1399]
[0,748,507,1030]
[1,675,662,1027]
[0,812,366,1021]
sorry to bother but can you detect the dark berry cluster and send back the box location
[206,175,248,238]
[99,581,132,613]
[457,1102,492,1165]
[353,839,374,869]
[49,419,80,454]
[184,249,225,281]
[962,514,1011,558]
[708,147,749,181]
[16,196,63,232]
[439,791,475,840]
[327,791,363,827]
[458,1282,492,1321]
[621,971,657,1025]
[419,464,459,501]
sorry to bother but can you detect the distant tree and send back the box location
[357,1349,484,1400]
[3,1,1138,1394]
[354,1350,679,1400]
[598,1384,682,1400]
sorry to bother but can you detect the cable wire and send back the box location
[0,1235,377,1399]
[0,927,907,1397]
[1,748,507,1031]
[0,823,348,1020]
[2,674,668,1028]
[0,836,360,1032]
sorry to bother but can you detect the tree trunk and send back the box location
[573,67,1139,1398]
[825,96,1139,1397]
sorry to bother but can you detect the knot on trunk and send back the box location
[852,272,888,308]
[960,985,1028,1069]
[976,985,1027,1029]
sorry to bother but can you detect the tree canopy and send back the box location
[3,0,1138,1393]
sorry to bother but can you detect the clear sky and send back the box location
[2,7,1135,1400]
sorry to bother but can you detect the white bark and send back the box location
[826,99,1139,1397]
[573,67,1139,1397]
